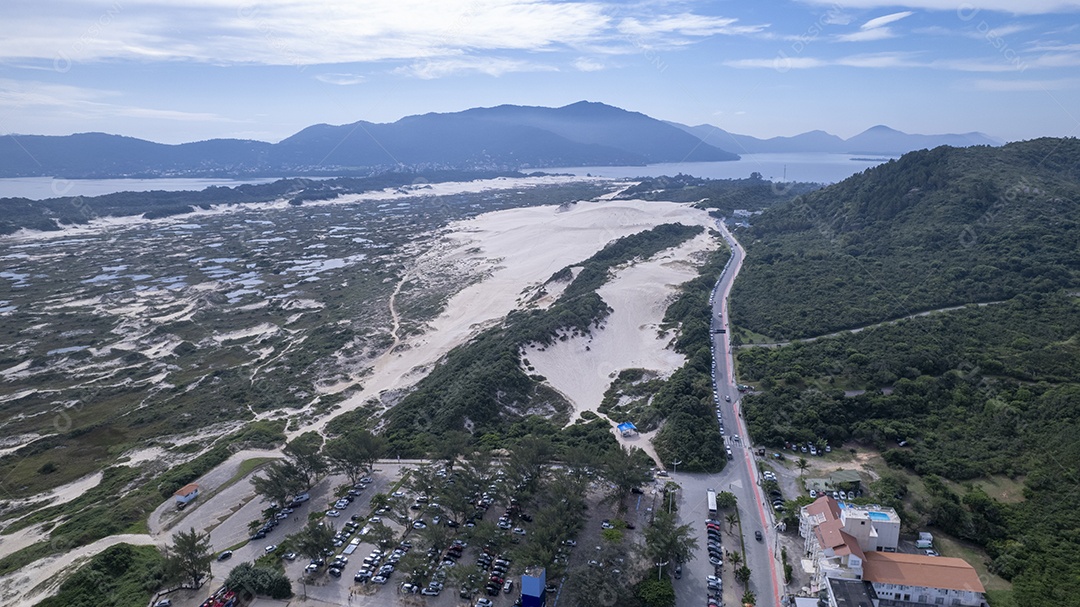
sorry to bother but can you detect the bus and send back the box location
[707,489,717,515]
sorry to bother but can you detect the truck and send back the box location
[916,532,934,549]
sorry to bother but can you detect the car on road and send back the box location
[754,530,763,542]
[264,544,277,553]
[217,550,233,561]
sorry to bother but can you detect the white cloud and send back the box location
[800,0,1080,15]
[836,28,897,42]
[862,11,914,29]
[0,78,229,122]
[315,73,366,85]
[573,57,605,72]
[617,13,767,38]
[915,23,1032,39]
[968,77,1080,90]
[726,56,826,69]
[724,50,1079,71]
[393,57,558,79]
[835,10,913,42]
[0,1,772,70]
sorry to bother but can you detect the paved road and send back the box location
[673,222,781,607]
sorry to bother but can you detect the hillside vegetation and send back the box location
[731,138,1080,340]
[733,138,1080,606]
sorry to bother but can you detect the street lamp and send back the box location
[671,459,682,475]
[655,560,669,580]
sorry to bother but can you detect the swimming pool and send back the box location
[868,511,891,521]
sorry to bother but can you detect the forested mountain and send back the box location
[731,137,1080,607]
[731,138,1080,340]
[0,102,737,178]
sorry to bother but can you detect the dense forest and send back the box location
[615,173,819,214]
[731,138,1080,340]
[733,138,1080,606]
[651,245,732,471]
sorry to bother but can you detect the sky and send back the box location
[1,0,1079,144]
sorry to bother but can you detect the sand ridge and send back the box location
[304,197,714,436]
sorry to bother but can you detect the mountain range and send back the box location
[0,101,1000,178]
[669,121,1002,155]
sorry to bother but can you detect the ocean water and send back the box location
[546,152,895,184]
[0,153,893,200]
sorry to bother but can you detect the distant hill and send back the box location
[0,102,738,178]
[669,121,1001,155]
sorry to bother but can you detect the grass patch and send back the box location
[934,534,1012,592]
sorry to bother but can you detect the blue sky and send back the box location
[2,0,1078,144]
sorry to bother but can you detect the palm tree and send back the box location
[728,551,742,568]
[725,512,739,534]
[796,457,810,478]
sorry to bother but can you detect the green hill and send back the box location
[731,138,1080,340]
[732,138,1080,606]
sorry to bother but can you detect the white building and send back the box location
[801,496,987,607]
[863,552,987,607]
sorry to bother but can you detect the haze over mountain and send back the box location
[670,122,1002,155]
[0,102,737,179]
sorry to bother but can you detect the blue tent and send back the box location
[617,422,637,436]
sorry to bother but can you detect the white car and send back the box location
[512,527,526,535]
[264,544,277,553]
[392,491,406,498]
[326,510,341,517]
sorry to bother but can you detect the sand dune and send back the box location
[307,197,714,435]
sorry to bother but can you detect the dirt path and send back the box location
[0,533,156,607]
[738,300,1006,349]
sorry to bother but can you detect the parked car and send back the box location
[217,550,233,561]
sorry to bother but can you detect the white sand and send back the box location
[304,198,710,435]
[523,226,718,464]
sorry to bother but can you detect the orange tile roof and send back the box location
[806,495,842,521]
[833,531,866,561]
[863,552,985,593]
[174,483,200,496]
